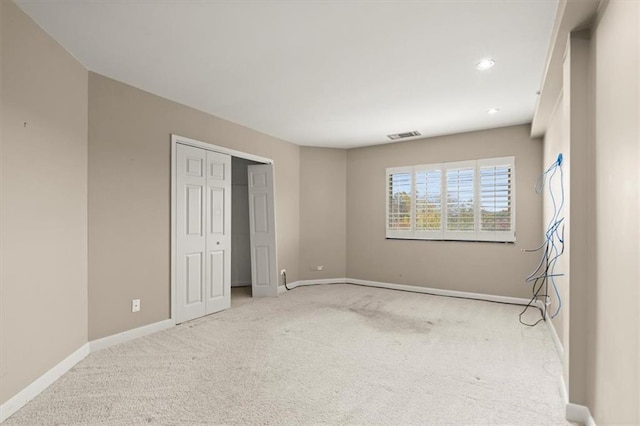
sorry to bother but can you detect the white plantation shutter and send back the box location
[386,156,515,242]
[414,166,442,238]
[477,157,515,241]
[444,161,475,238]
[386,167,413,238]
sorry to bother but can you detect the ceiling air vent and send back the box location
[387,130,421,140]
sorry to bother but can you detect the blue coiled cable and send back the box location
[519,153,565,326]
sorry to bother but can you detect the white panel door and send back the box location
[176,144,231,323]
[176,144,207,323]
[247,164,278,297]
[204,151,231,314]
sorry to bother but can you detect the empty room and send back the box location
[1,0,638,425]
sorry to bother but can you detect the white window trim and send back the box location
[386,156,516,243]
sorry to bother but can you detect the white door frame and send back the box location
[171,134,275,323]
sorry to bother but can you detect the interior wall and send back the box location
[299,147,347,280]
[543,31,592,406]
[565,31,591,406]
[1,0,88,405]
[543,94,569,384]
[231,157,256,287]
[88,73,300,340]
[587,1,639,422]
[346,124,543,298]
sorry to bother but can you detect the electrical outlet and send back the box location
[309,265,324,271]
[280,269,286,276]
[132,299,140,313]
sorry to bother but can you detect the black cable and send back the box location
[283,270,290,291]
[284,281,529,308]
[518,276,547,327]
[519,237,555,326]
[521,221,565,327]
[520,154,566,326]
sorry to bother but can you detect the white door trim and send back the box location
[172,134,273,165]
[171,134,275,323]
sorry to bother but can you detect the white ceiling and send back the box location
[16,0,558,148]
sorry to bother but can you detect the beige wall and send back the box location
[587,1,639,422]
[1,0,88,405]
[88,73,300,340]
[565,31,592,406]
[534,2,640,421]
[543,95,569,383]
[564,31,595,404]
[299,147,347,280]
[346,125,543,298]
[13,0,638,419]
[544,31,592,405]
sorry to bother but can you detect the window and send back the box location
[387,171,412,232]
[386,156,515,242]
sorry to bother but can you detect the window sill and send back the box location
[385,237,516,244]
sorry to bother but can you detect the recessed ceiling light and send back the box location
[475,59,495,71]
[488,108,500,114]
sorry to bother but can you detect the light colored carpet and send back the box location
[5,284,569,425]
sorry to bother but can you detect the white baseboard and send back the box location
[559,375,568,406]
[89,319,174,352]
[280,278,589,425]
[541,306,570,421]
[279,277,532,306]
[567,402,596,426]
[0,343,90,423]
[347,278,533,305]
[544,312,565,359]
[0,284,565,423]
[1,319,176,423]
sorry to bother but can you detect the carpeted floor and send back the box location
[5,284,569,425]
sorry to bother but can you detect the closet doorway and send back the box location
[231,157,260,291]
[171,135,278,325]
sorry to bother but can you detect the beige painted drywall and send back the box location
[1,0,88,405]
[588,1,639,422]
[565,31,592,406]
[543,31,592,406]
[299,147,347,280]
[543,94,570,386]
[346,125,543,298]
[88,73,300,340]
